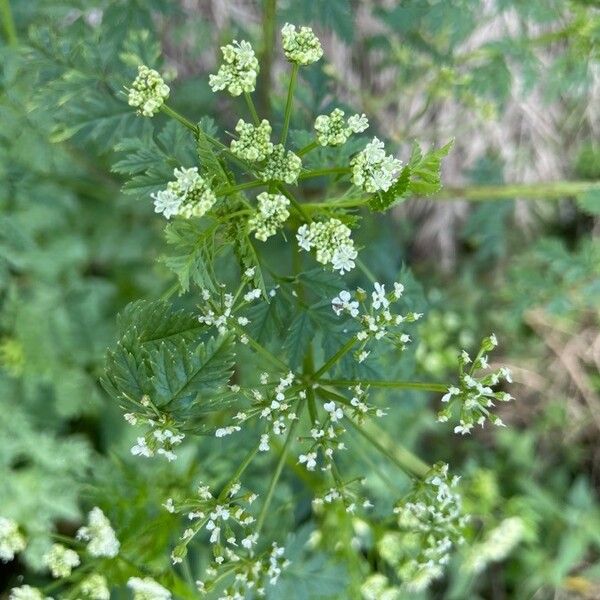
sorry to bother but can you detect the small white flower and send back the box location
[76,508,120,558]
[281,24,323,65]
[127,577,171,600]
[43,544,80,579]
[298,452,317,470]
[0,517,26,563]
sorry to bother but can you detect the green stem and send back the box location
[255,397,306,534]
[231,323,290,372]
[431,180,600,202]
[297,140,319,157]
[160,104,199,135]
[320,379,447,393]
[217,179,265,196]
[257,0,277,117]
[281,63,299,145]
[276,183,309,221]
[0,0,17,46]
[318,388,429,478]
[305,197,370,210]
[299,166,351,180]
[244,92,260,125]
[312,337,357,379]
[346,416,430,478]
[218,441,260,501]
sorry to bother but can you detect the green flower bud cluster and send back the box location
[151,167,216,220]
[314,108,369,147]
[230,119,274,162]
[9,586,51,600]
[43,544,80,579]
[438,334,513,434]
[248,192,290,241]
[80,575,110,600]
[209,40,259,96]
[281,23,323,65]
[296,218,357,274]
[351,137,402,193]
[393,463,468,592]
[260,144,302,184]
[0,516,25,562]
[127,65,170,117]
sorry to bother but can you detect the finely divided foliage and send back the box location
[5,23,514,600]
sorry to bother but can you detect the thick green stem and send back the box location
[255,397,306,534]
[299,166,351,180]
[0,0,17,46]
[281,63,299,145]
[217,179,265,196]
[160,104,199,134]
[257,0,277,117]
[244,92,260,125]
[322,379,447,393]
[431,180,599,202]
[305,197,370,210]
[276,183,309,221]
[297,140,319,157]
[313,338,357,379]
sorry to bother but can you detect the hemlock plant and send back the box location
[3,24,515,600]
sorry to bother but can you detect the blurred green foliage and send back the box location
[1,0,599,598]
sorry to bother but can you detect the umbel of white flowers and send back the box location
[127,65,170,117]
[152,167,216,220]
[248,192,290,241]
[43,544,80,579]
[76,507,120,557]
[209,40,259,96]
[0,516,26,562]
[127,577,171,600]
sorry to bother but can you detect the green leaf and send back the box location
[368,166,411,212]
[283,309,315,369]
[161,218,219,293]
[407,139,454,196]
[150,335,235,415]
[577,187,600,215]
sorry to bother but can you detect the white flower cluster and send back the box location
[346,384,387,422]
[196,275,261,337]
[437,334,513,434]
[130,425,185,462]
[463,517,525,575]
[314,108,369,147]
[393,463,469,591]
[128,65,170,117]
[127,577,171,600]
[351,137,402,193]
[9,586,51,600]
[76,507,120,558]
[197,541,289,599]
[331,282,422,363]
[230,119,274,162]
[80,575,110,600]
[248,192,290,241]
[167,481,258,569]
[281,23,323,65]
[152,167,216,220]
[209,40,259,96]
[297,218,357,274]
[244,371,299,452]
[43,544,80,578]
[0,516,26,562]
[361,574,400,600]
[259,144,302,184]
[298,419,346,473]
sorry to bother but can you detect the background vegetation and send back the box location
[1,0,599,598]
